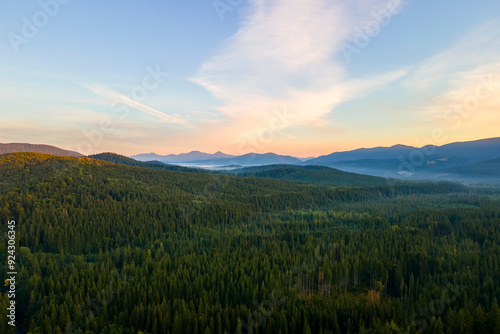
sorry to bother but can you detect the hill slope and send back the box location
[89,152,210,173]
[2,152,490,334]
[434,157,500,183]
[230,164,390,186]
[0,142,82,157]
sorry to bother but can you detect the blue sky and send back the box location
[1,0,500,157]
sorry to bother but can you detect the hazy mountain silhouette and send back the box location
[303,137,500,183]
[0,143,82,157]
[130,151,234,163]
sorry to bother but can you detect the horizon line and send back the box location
[2,135,499,159]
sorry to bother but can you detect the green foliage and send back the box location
[229,164,390,186]
[89,152,210,174]
[0,152,499,334]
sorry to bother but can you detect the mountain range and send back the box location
[131,151,303,168]
[186,153,303,166]
[303,137,500,183]
[2,137,500,184]
[131,151,234,163]
[0,143,82,157]
[306,137,500,166]
[130,137,500,183]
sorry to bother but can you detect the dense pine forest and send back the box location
[1,152,500,334]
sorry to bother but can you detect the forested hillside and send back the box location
[89,152,209,174]
[1,153,500,334]
[229,165,389,186]
[0,143,82,157]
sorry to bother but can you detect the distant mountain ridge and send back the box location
[0,143,82,157]
[305,138,500,166]
[187,153,302,166]
[131,151,303,167]
[3,137,500,184]
[305,144,416,164]
[303,137,500,184]
[131,151,234,163]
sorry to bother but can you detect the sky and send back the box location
[1,0,500,157]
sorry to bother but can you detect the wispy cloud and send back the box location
[404,20,500,91]
[407,21,500,117]
[422,62,500,129]
[397,20,500,142]
[86,84,193,127]
[192,0,408,144]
